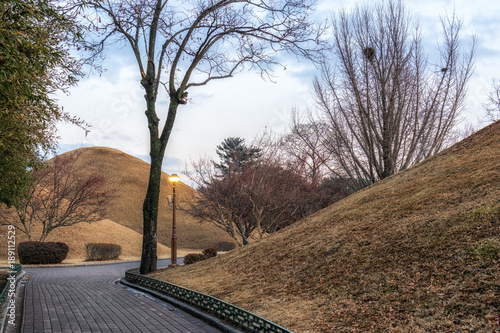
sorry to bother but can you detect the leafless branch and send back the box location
[484,79,500,123]
[310,0,475,191]
[0,151,114,241]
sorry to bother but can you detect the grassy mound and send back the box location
[149,121,500,332]
[0,146,235,263]
[0,219,171,263]
[57,147,235,249]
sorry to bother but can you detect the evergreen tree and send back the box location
[213,137,261,176]
[0,0,83,206]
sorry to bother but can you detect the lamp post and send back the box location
[168,174,181,267]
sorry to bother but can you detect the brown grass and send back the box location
[0,219,203,265]
[56,146,235,250]
[1,147,234,264]
[0,219,170,264]
[149,120,500,333]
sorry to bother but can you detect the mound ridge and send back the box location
[150,121,500,332]
[57,146,235,250]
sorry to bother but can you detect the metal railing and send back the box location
[124,268,293,333]
[0,264,22,306]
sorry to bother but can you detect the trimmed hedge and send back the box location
[184,253,204,265]
[18,241,69,264]
[202,248,217,258]
[85,243,122,261]
[184,248,218,265]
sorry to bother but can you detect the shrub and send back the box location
[18,241,69,264]
[184,248,218,265]
[85,243,122,261]
[184,253,204,265]
[202,248,217,258]
[214,241,237,252]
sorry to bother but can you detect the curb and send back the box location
[0,271,25,333]
[119,279,246,333]
[16,259,140,269]
[122,270,293,333]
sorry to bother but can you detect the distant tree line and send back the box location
[183,136,352,246]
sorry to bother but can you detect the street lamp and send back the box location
[168,174,181,267]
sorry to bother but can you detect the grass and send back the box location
[62,146,235,249]
[149,120,500,332]
[0,146,235,264]
[0,219,171,264]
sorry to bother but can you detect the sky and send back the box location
[55,0,500,178]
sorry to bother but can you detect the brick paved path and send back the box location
[21,261,222,333]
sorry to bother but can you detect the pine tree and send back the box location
[213,137,261,176]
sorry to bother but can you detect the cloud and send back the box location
[55,0,500,167]
[165,69,313,162]
[57,54,314,169]
[56,62,150,157]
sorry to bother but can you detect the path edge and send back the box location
[0,271,25,333]
[119,278,246,333]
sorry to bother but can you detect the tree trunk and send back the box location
[140,83,161,274]
[139,146,163,274]
[140,93,178,274]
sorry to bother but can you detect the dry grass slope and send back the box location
[1,147,235,264]
[0,219,171,263]
[150,121,500,333]
[58,147,235,249]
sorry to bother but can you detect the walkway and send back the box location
[20,260,222,333]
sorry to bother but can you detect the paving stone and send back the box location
[21,261,223,333]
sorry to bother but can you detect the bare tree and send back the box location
[312,0,476,191]
[484,79,500,123]
[68,0,325,273]
[0,152,112,241]
[278,109,331,185]
[184,157,255,246]
[183,139,312,246]
[270,121,352,210]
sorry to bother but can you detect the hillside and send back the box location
[0,219,207,264]
[150,121,500,332]
[57,147,235,250]
[43,219,173,260]
[0,219,171,262]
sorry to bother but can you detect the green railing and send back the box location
[124,269,293,333]
[0,264,22,306]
